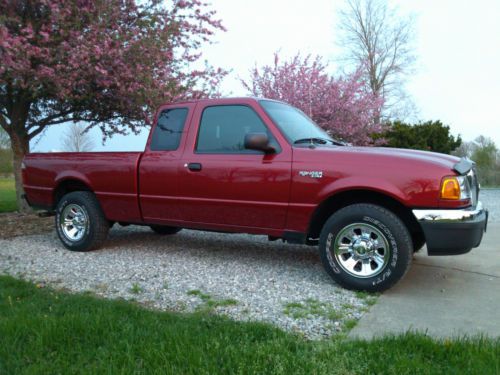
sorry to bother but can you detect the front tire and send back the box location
[55,191,109,252]
[319,204,412,292]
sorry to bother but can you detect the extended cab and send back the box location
[22,98,489,291]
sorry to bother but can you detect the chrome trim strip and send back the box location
[412,201,485,223]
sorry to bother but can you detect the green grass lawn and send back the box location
[0,177,17,212]
[0,276,498,374]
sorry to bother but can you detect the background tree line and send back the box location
[453,136,500,186]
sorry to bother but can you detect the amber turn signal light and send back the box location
[440,177,460,200]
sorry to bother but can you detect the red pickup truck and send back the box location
[22,98,488,291]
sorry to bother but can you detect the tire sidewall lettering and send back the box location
[325,213,401,287]
[326,232,341,274]
[363,215,398,267]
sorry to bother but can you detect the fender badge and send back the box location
[299,171,323,179]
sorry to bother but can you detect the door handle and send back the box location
[186,162,202,172]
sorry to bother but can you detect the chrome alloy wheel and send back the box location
[60,203,89,242]
[332,223,390,278]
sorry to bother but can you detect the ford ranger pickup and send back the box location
[22,98,489,291]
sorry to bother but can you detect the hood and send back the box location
[349,146,460,170]
[304,145,461,173]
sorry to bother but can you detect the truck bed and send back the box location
[23,152,143,222]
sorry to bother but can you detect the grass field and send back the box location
[0,276,498,374]
[0,177,16,213]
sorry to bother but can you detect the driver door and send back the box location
[177,102,292,230]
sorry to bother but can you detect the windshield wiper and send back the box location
[294,137,330,145]
[293,137,346,146]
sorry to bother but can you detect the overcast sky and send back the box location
[33,0,500,152]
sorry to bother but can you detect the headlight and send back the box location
[440,176,471,200]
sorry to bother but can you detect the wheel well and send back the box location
[53,179,92,209]
[308,190,424,245]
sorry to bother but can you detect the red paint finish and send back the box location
[286,146,464,232]
[23,152,142,222]
[139,102,197,222]
[175,99,292,230]
[22,97,464,238]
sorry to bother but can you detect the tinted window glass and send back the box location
[150,108,188,151]
[196,105,278,153]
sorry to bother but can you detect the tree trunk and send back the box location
[10,131,31,212]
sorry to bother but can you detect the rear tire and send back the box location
[55,191,109,252]
[150,225,182,235]
[319,203,412,292]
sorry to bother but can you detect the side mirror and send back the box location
[244,132,275,154]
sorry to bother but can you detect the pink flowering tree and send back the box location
[242,53,384,145]
[0,0,226,211]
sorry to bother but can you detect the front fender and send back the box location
[316,176,408,205]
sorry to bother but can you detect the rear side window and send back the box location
[150,108,188,151]
[196,105,278,153]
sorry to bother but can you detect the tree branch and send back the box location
[26,116,83,140]
[27,110,75,130]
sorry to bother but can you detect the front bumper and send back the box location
[412,201,488,255]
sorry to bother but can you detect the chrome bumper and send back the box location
[412,201,486,223]
[412,201,488,255]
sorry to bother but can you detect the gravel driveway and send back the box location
[1,189,497,340]
[0,227,370,340]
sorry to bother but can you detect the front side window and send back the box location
[196,105,279,153]
[150,108,188,151]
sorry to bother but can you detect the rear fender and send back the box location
[55,172,94,191]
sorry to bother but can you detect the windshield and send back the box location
[259,100,332,144]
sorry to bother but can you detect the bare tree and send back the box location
[61,123,95,152]
[337,0,416,119]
